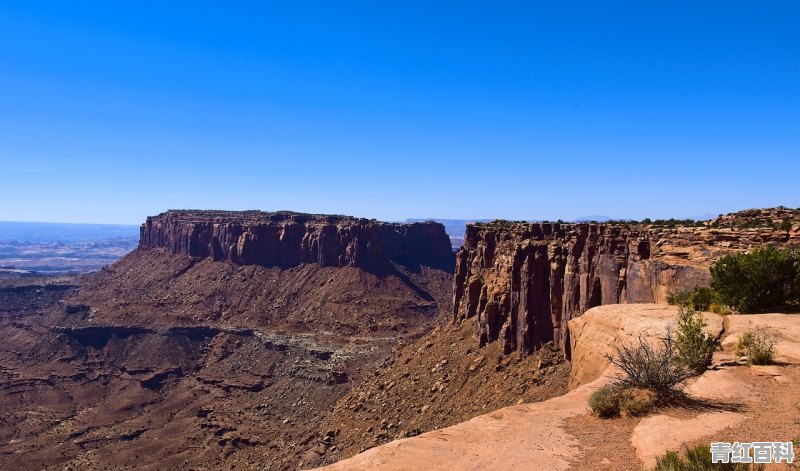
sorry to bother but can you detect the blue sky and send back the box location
[1,1,798,224]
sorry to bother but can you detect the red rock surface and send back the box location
[139,210,454,271]
[0,210,456,471]
[453,207,800,358]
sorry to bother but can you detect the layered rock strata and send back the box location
[453,208,800,358]
[139,210,454,270]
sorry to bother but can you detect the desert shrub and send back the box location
[607,327,692,397]
[650,443,765,470]
[710,246,800,313]
[667,290,693,308]
[667,286,718,311]
[588,385,621,418]
[674,306,721,374]
[619,388,656,417]
[708,302,732,315]
[651,450,685,470]
[736,324,780,365]
[588,385,655,418]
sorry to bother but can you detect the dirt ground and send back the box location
[0,249,456,471]
[565,362,800,470]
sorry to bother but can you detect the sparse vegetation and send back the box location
[648,218,707,227]
[667,286,732,314]
[607,327,693,398]
[710,245,800,313]
[592,310,723,418]
[588,385,655,418]
[650,443,765,470]
[674,306,721,374]
[736,324,780,365]
[667,286,717,311]
[588,385,622,418]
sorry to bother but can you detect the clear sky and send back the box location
[1,2,798,224]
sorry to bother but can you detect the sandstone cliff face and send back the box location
[139,210,454,271]
[453,223,663,357]
[452,208,800,358]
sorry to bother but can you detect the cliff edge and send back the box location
[452,207,800,357]
[139,210,454,272]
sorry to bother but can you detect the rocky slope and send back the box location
[305,322,568,468]
[453,207,800,358]
[313,305,800,470]
[0,211,456,471]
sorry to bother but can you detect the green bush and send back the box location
[710,246,800,313]
[736,324,780,365]
[588,385,621,418]
[650,443,765,470]
[708,302,732,315]
[667,286,718,311]
[675,306,721,374]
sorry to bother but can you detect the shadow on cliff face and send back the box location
[359,262,437,303]
[390,252,456,275]
[354,251,456,304]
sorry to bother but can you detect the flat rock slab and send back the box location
[311,375,611,471]
[723,314,800,363]
[568,304,723,389]
[631,412,747,468]
[750,365,791,383]
[685,368,752,400]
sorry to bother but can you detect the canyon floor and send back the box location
[2,209,798,470]
[0,250,571,471]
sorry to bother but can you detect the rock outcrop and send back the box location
[313,306,800,470]
[139,210,454,271]
[453,208,800,358]
[566,304,723,389]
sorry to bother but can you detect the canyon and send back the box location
[0,207,798,470]
[0,211,455,470]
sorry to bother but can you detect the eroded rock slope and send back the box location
[0,211,455,471]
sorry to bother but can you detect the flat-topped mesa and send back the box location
[453,210,800,359]
[139,210,454,271]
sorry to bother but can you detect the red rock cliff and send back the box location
[452,208,800,358]
[139,210,454,271]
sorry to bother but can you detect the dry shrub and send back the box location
[736,324,780,365]
[588,385,656,419]
[607,327,693,397]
